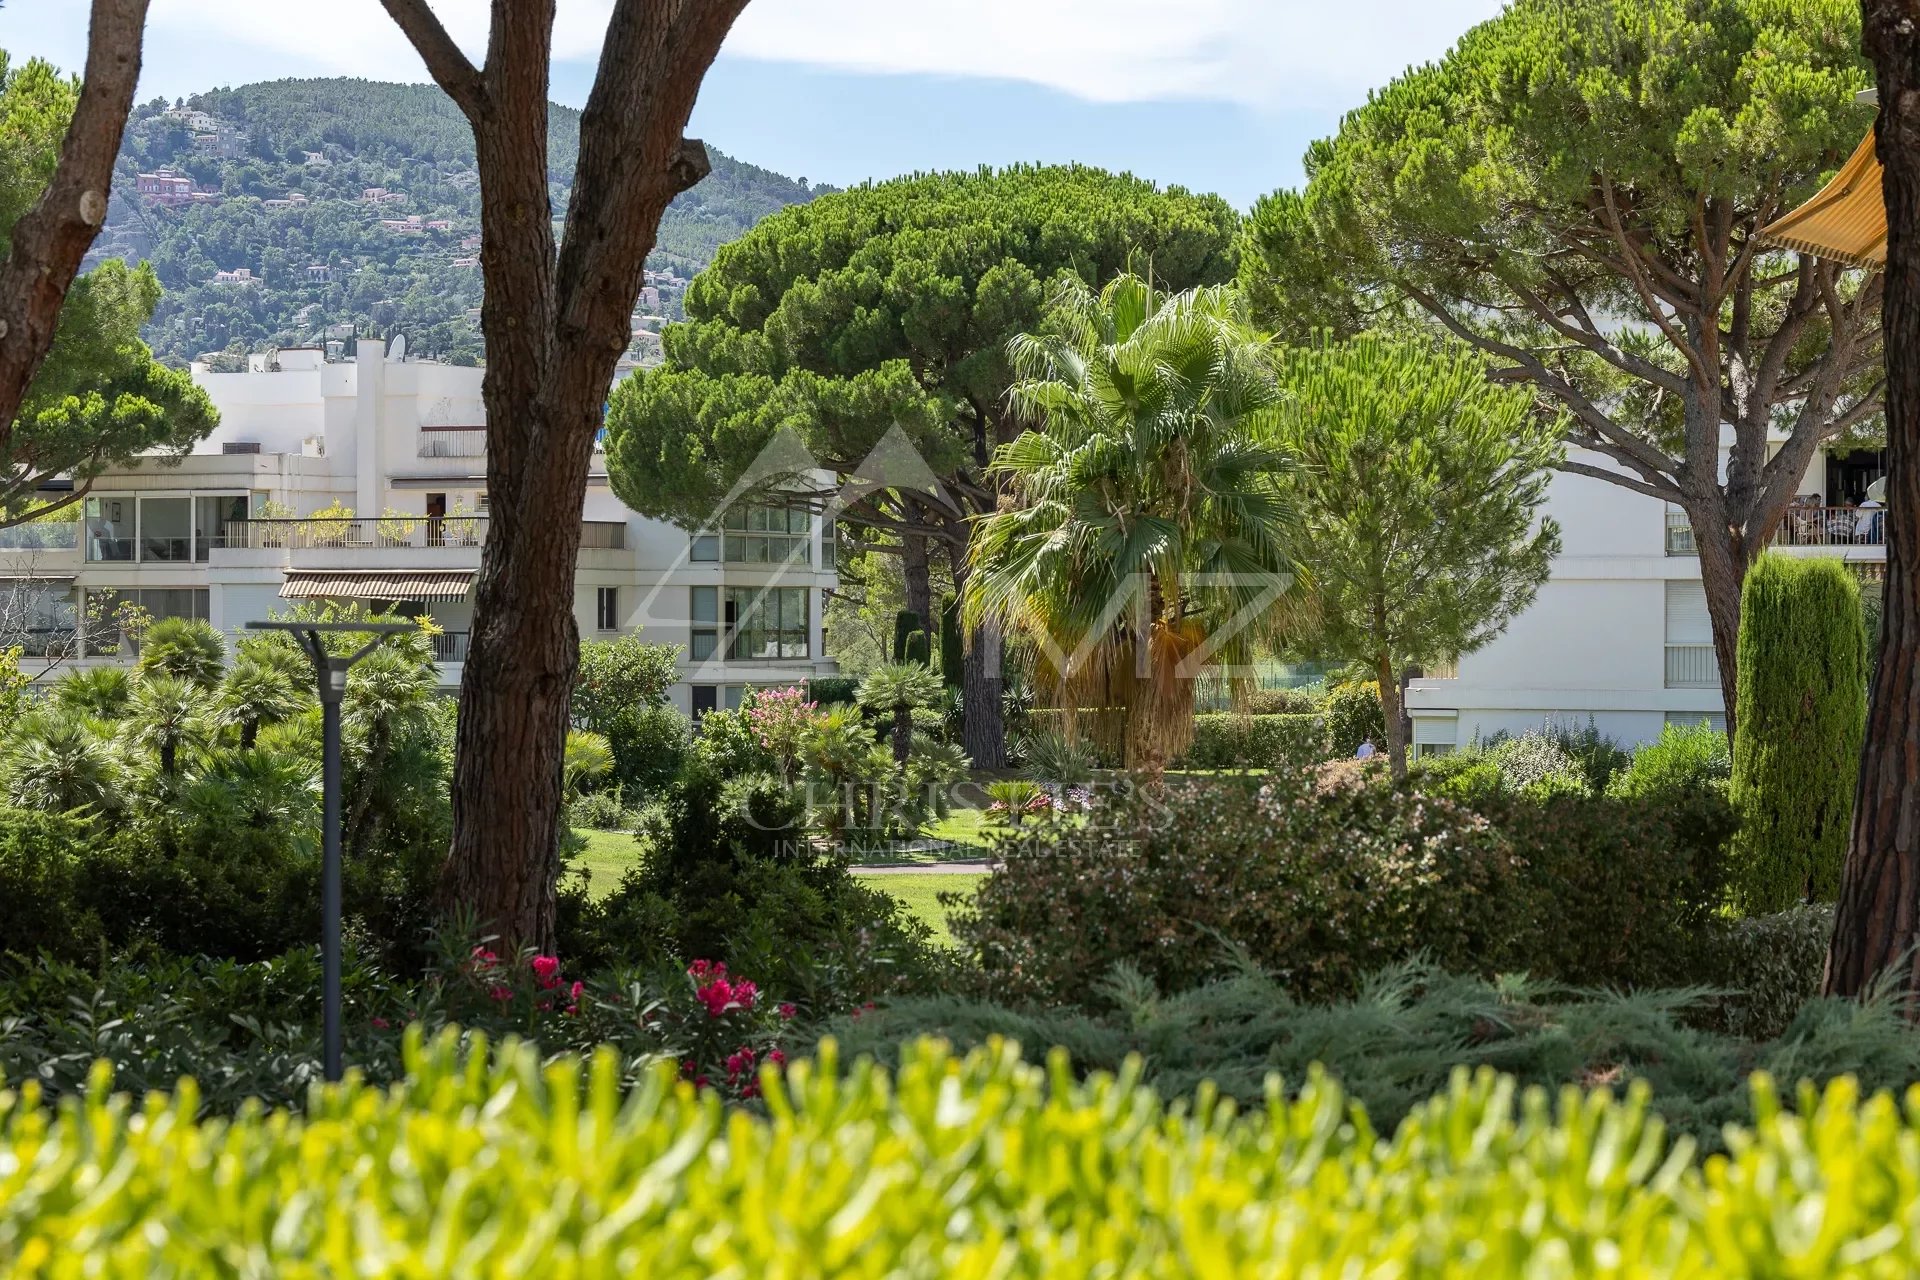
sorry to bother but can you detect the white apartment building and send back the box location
[1,339,839,717]
[1404,441,1886,754]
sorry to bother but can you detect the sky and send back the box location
[0,0,1505,210]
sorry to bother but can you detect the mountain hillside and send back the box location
[89,78,824,365]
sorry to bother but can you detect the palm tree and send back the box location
[563,729,615,798]
[856,662,944,765]
[2,715,118,814]
[342,644,437,860]
[218,654,311,748]
[966,274,1304,773]
[51,665,132,718]
[125,675,204,777]
[136,618,226,689]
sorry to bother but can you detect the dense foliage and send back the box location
[20,1035,1920,1273]
[1180,712,1327,770]
[953,767,1734,1004]
[569,634,686,798]
[1730,555,1867,912]
[90,78,824,362]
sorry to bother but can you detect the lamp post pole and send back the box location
[248,620,414,1082]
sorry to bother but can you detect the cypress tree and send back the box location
[939,594,963,690]
[903,630,931,667]
[892,610,921,663]
[1729,554,1867,913]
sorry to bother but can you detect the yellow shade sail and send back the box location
[1758,129,1886,268]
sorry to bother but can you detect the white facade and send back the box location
[1404,443,1886,752]
[2,339,839,715]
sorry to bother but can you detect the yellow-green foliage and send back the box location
[9,1033,1920,1273]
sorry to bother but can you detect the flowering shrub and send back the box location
[744,685,825,782]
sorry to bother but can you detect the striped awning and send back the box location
[1758,129,1886,268]
[280,570,474,601]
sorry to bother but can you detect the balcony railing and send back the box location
[1667,505,1886,555]
[431,630,470,663]
[0,521,81,552]
[218,517,625,552]
[418,426,487,458]
[1664,643,1718,689]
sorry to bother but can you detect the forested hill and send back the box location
[90,78,825,365]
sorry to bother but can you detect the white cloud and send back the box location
[138,0,1501,109]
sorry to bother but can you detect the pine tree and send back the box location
[1730,555,1868,913]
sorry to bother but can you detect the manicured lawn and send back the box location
[572,829,645,899]
[855,872,986,946]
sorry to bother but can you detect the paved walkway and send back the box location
[850,861,994,875]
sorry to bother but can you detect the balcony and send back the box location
[219,518,625,552]
[0,521,80,552]
[431,630,470,663]
[1664,643,1718,689]
[418,426,486,458]
[1667,506,1886,555]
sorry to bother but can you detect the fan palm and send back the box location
[124,674,205,777]
[563,729,616,799]
[218,654,311,748]
[2,715,119,814]
[51,665,133,718]
[856,662,945,764]
[135,618,226,689]
[966,274,1305,773]
[342,644,438,859]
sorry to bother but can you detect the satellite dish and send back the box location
[387,332,408,361]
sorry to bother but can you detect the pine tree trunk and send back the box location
[383,0,748,950]
[1689,497,1750,742]
[1375,649,1408,779]
[902,532,932,632]
[962,619,1007,769]
[1827,1,1920,999]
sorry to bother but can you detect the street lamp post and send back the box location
[247,620,415,1082]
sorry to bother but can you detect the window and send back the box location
[140,496,192,562]
[723,684,747,710]
[83,587,209,656]
[689,585,719,661]
[689,533,719,562]
[85,497,134,562]
[819,522,836,570]
[0,579,77,653]
[722,504,811,565]
[1664,580,1715,688]
[691,684,718,719]
[595,586,619,632]
[195,495,248,558]
[726,586,808,660]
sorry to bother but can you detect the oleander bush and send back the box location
[1178,712,1328,769]
[951,768,1735,1004]
[14,1033,1920,1274]
[1322,679,1386,753]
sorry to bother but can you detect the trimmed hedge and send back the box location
[1179,712,1329,769]
[1730,554,1867,912]
[14,1034,1920,1273]
[952,769,1735,1004]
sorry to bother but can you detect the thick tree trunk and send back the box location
[0,0,148,432]
[1375,649,1408,780]
[1827,1,1920,999]
[384,0,747,949]
[963,619,1007,769]
[901,531,932,632]
[1690,503,1751,742]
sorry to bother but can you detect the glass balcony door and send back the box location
[140,496,192,562]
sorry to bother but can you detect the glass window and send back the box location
[83,587,209,656]
[721,504,810,565]
[689,533,719,562]
[596,586,619,632]
[726,586,809,660]
[195,495,248,559]
[85,497,135,562]
[689,585,718,662]
[690,684,718,719]
[140,496,192,562]
[0,579,77,654]
[723,684,746,710]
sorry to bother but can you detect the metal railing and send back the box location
[1664,643,1718,689]
[218,517,625,552]
[1667,505,1887,555]
[417,427,487,458]
[431,630,470,663]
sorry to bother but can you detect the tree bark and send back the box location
[962,618,1007,769]
[383,0,747,948]
[0,0,149,434]
[1688,495,1754,742]
[1827,0,1920,999]
[901,530,932,631]
[1375,649,1408,780]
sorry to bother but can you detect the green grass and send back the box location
[854,872,986,946]
[571,829,646,899]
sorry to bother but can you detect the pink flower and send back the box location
[470,946,499,970]
[725,1048,755,1077]
[732,980,759,1010]
[767,1048,786,1067]
[530,955,561,989]
[489,984,513,1002]
[371,1016,390,1030]
[681,1059,697,1076]
[569,980,584,1001]
[777,1002,797,1020]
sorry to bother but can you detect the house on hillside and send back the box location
[0,341,839,716]
[1404,441,1885,754]
[360,187,407,206]
[135,170,194,206]
[211,268,258,286]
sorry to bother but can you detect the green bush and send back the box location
[1023,708,1126,766]
[565,789,633,832]
[1246,686,1321,716]
[1487,731,1585,792]
[1730,555,1867,913]
[1608,721,1731,799]
[1694,904,1835,1041]
[0,808,102,962]
[18,1034,1920,1272]
[952,769,1735,1004]
[1179,712,1329,769]
[805,675,859,706]
[1322,680,1385,752]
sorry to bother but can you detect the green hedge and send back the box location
[12,1034,1920,1273]
[1179,712,1330,769]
